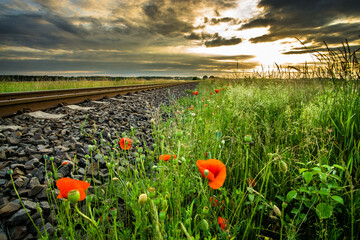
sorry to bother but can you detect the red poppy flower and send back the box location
[204,152,208,157]
[62,161,68,166]
[193,91,196,96]
[189,107,194,110]
[201,98,204,101]
[159,155,171,161]
[247,178,256,187]
[196,91,198,95]
[217,217,228,231]
[56,178,90,201]
[120,138,133,150]
[196,159,226,189]
[209,196,219,207]
[215,89,220,93]
[210,92,212,95]
[173,154,177,159]
[205,104,208,106]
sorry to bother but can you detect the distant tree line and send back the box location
[0,75,207,82]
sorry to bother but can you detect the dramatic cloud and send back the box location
[0,0,359,76]
[240,0,360,45]
[205,36,242,47]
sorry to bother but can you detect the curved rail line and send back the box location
[0,81,197,117]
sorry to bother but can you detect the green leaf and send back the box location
[303,172,313,184]
[318,172,327,182]
[248,194,254,202]
[286,190,297,202]
[299,168,308,174]
[316,203,333,219]
[331,196,344,205]
[312,167,322,172]
[317,188,330,196]
[332,164,344,171]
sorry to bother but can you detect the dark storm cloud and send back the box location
[240,0,360,44]
[209,17,238,25]
[205,36,242,47]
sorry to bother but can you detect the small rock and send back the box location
[28,177,40,189]
[29,185,45,197]
[7,137,21,145]
[23,201,37,211]
[40,222,54,236]
[10,225,27,240]
[0,202,21,217]
[7,208,30,226]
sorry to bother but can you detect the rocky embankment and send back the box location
[0,82,198,240]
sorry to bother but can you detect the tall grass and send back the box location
[9,39,360,239]
[0,78,184,93]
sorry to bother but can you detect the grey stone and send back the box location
[40,222,54,236]
[7,137,21,145]
[10,225,27,240]
[7,208,30,226]
[28,177,40,189]
[0,202,21,217]
[29,185,45,197]
[39,201,50,212]
[23,200,37,211]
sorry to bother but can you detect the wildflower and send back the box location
[119,138,133,150]
[196,159,226,189]
[217,216,228,231]
[62,161,68,166]
[193,91,196,96]
[159,155,171,161]
[196,91,198,95]
[56,178,90,202]
[205,104,208,106]
[189,107,194,110]
[204,152,208,157]
[210,92,212,95]
[209,196,219,207]
[215,89,220,94]
[247,178,256,187]
[201,98,205,101]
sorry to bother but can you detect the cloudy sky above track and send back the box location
[0,0,359,76]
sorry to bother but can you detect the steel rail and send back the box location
[0,81,196,117]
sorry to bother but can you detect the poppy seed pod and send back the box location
[159,211,166,221]
[68,189,80,204]
[138,193,148,205]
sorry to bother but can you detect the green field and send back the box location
[0,78,185,93]
[9,41,360,239]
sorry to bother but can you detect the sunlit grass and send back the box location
[0,78,186,93]
[8,39,360,239]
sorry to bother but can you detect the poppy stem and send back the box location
[74,204,103,240]
[178,222,194,240]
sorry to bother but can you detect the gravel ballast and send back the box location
[0,82,198,240]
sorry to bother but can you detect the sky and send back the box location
[0,0,359,77]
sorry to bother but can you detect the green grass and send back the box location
[9,39,360,239]
[0,78,185,93]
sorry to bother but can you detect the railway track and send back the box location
[0,81,197,117]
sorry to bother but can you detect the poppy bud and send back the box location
[279,160,288,173]
[50,157,54,161]
[138,193,148,205]
[244,135,252,142]
[47,172,53,178]
[162,199,168,209]
[273,204,282,218]
[138,147,143,153]
[153,198,160,206]
[159,211,166,221]
[7,169,13,175]
[152,144,157,149]
[201,219,209,230]
[204,169,209,178]
[148,187,156,198]
[282,202,288,209]
[43,155,48,160]
[176,130,183,138]
[110,207,117,217]
[68,189,80,204]
[202,206,209,215]
[126,182,132,189]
